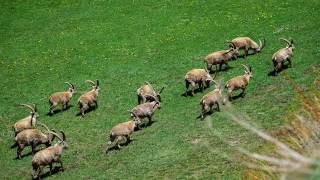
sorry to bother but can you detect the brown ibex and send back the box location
[184,69,216,96]
[228,37,265,58]
[129,101,161,128]
[49,82,76,114]
[137,82,165,104]
[272,38,294,74]
[13,104,38,136]
[32,130,68,179]
[204,44,239,72]
[12,123,55,159]
[106,119,141,152]
[225,65,253,101]
[200,83,223,120]
[78,80,100,117]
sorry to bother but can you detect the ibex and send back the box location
[49,82,76,114]
[200,83,223,120]
[228,37,265,58]
[184,69,216,96]
[12,123,55,159]
[32,130,68,179]
[204,44,239,72]
[129,101,161,128]
[225,65,253,101]
[13,104,38,136]
[78,80,100,117]
[137,82,165,104]
[272,38,294,74]
[106,119,141,152]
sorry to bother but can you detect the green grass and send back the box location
[1,0,320,179]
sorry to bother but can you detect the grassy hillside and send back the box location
[1,0,319,179]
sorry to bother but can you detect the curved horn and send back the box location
[37,123,50,132]
[226,41,236,48]
[217,81,223,90]
[260,38,266,50]
[64,82,74,89]
[280,38,290,46]
[289,37,294,44]
[18,103,35,112]
[223,48,232,54]
[158,87,165,94]
[60,131,66,141]
[242,64,250,72]
[212,80,217,85]
[33,104,37,112]
[50,131,64,142]
[85,80,96,86]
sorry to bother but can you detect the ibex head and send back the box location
[242,64,253,79]
[86,80,100,92]
[52,130,68,149]
[227,42,240,58]
[152,100,161,109]
[280,38,294,50]
[38,123,56,147]
[18,103,39,124]
[204,69,217,86]
[257,38,266,52]
[65,82,76,94]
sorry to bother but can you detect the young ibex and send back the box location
[106,119,141,152]
[225,65,253,101]
[49,82,76,114]
[78,80,100,117]
[272,38,294,74]
[129,101,161,128]
[204,44,239,72]
[12,123,55,159]
[137,82,165,104]
[227,37,265,58]
[200,83,223,120]
[13,104,38,136]
[184,69,216,96]
[32,130,67,179]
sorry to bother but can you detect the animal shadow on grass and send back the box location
[75,105,98,117]
[196,108,219,120]
[14,147,47,160]
[236,52,257,59]
[47,105,73,116]
[230,92,246,101]
[210,65,234,74]
[14,151,33,160]
[135,120,157,131]
[182,88,210,97]
[267,64,290,76]
[106,139,133,154]
[38,166,63,179]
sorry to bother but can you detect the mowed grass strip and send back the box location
[0,0,319,179]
